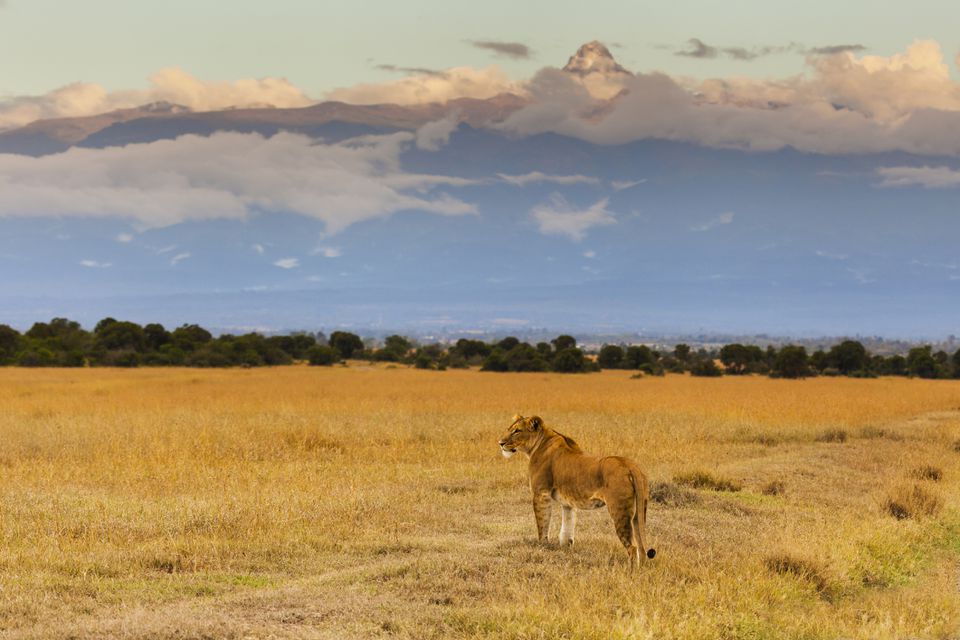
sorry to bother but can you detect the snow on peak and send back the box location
[563,41,630,76]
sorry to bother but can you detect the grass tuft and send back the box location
[884,484,944,520]
[859,426,904,441]
[764,553,830,593]
[649,480,702,506]
[761,480,786,496]
[910,465,943,482]
[815,428,848,443]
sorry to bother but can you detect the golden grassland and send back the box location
[1,365,959,639]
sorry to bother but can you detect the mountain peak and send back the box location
[563,41,630,76]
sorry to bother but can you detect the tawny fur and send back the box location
[498,414,655,568]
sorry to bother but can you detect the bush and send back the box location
[306,345,339,366]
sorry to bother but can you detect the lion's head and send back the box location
[498,414,543,458]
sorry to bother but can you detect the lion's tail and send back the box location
[628,468,656,560]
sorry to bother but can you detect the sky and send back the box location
[2,0,960,338]
[2,0,959,97]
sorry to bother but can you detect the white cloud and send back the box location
[274,257,299,269]
[0,131,476,234]
[876,165,960,188]
[498,171,601,187]
[115,233,133,243]
[530,194,615,241]
[610,179,646,191]
[815,250,849,260]
[582,249,596,259]
[169,252,190,266]
[415,114,459,151]
[326,66,520,106]
[313,246,342,258]
[252,243,265,254]
[0,68,313,130]
[690,211,735,232]
[79,259,111,268]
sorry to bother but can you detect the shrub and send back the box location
[673,470,742,492]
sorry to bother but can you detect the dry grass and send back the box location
[1,368,960,638]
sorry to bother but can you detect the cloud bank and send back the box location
[326,66,521,106]
[0,131,476,233]
[0,68,313,130]
[498,40,960,155]
[876,165,960,188]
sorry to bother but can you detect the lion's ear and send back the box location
[529,416,542,431]
[512,413,523,422]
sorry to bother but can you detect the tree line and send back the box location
[1,318,959,379]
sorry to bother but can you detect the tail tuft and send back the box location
[646,548,657,559]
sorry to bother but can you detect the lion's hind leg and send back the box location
[608,502,640,569]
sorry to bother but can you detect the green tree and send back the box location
[306,345,339,366]
[690,359,722,377]
[624,345,656,369]
[552,348,588,373]
[143,323,171,351]
[598,344,625,369]
[828,340,868,375]
[772,345,810,379]
[673,343,691,362]
[719,343,754,375]
[171,324,213,351]
[329,331,365,359]
[374,335,412,362]
[907,346,939,379]
[481,349,509,372]
[0,324,22,363]
[952,348,960,379]
[95,321,146,353]
[504,343,548,372]
[552,335,577,352]
[497,336,521,352]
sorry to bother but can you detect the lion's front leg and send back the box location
[559,505,576,546]
[532,492,553,543]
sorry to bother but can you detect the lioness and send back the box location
[499,414,656,567]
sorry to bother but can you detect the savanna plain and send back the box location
[1,366,959,639]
